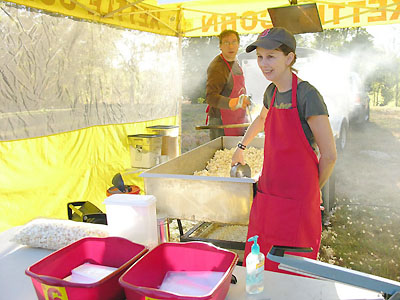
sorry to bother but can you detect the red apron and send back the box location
[244,73,322,274]
[206,54,248,136]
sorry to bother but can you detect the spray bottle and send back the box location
[246,235,265,294]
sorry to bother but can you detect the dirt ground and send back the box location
[335,107,400,207]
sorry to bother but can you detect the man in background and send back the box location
[205,29,250,140]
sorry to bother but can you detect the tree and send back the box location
[310,28,351,53]
[311,28,399,106]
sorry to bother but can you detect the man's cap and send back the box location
[246,27,296,53]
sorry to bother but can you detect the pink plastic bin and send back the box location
[119,242,238,300]
[25,237,147,300]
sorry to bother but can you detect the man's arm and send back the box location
[205,63,231,110]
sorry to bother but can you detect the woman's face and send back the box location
[256,47,294,82]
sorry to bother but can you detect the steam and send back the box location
[345,46,398,83]
[182,37,220,102]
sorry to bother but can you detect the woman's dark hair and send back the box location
[219,30,240,45]
[278,44,297,71]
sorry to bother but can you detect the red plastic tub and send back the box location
[119,242,238,300]
[25,237,147,300]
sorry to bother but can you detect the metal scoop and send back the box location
[230,163,251,178]
[112,173,129,193]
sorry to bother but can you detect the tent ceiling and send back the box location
[5,0,400,36]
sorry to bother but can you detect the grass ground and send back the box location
[180,104,400,281]
[321,106,400,281]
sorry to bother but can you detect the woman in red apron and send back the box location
[232,27,337,273]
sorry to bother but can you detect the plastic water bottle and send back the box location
[246,235,265,294]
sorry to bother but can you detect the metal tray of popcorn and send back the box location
[140,136,264,225]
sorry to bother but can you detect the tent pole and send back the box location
[177,6,183,154]
[177,34,183,153]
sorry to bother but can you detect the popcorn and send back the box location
[194,147,263,178]
[12,218,109,250]
[204,225,247,242]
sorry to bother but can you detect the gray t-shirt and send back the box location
[263,81,328,149]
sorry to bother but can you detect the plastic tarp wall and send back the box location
[0,5,180,232]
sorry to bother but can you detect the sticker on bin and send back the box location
[160,271,225,296]
[41,284,68,300]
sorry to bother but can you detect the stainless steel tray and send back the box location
[140,136,264,225]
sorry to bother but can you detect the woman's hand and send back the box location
[231,106,268,167]
[231,148,245,166]
[320,189,324,211]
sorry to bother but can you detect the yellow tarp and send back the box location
[0,117,178,232]
[5,0,400,36]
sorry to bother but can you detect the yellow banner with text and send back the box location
[7,0,400,36]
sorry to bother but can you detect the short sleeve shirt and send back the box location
[263,81,329,149]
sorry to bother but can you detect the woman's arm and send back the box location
[231,106,269,166]
[307,115,337,189]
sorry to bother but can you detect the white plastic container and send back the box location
[159,271,225,296]
[146,125,180,160]
[64,263,117,284]
[127,134,162,168]
[104,194,158,248]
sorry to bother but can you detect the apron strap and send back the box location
[220,54,233,72]
[220,54,240,89]
[270,88,278,107]
[291,73,298,108]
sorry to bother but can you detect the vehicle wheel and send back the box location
[336,123,348,153]
[364,103,370,122]
[321,182,330,226]
[329,167,336,209]
[321,183,330,212]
